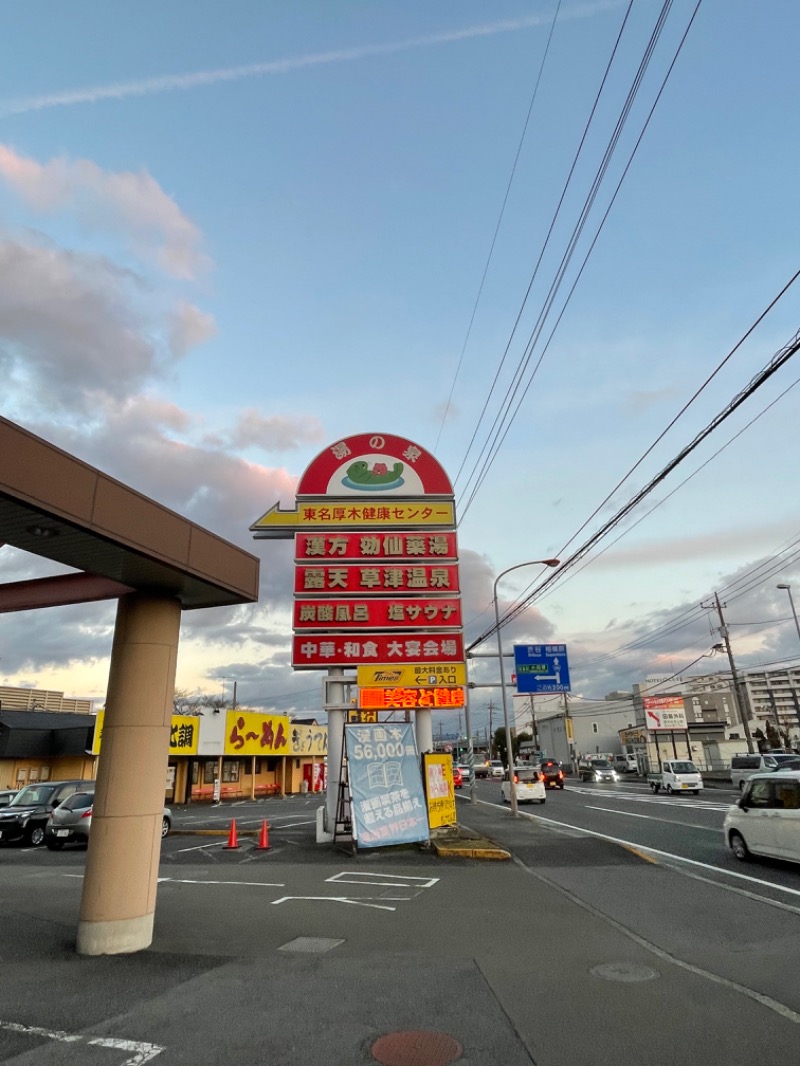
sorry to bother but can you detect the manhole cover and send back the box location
[590,962,659,983]
[277,936,344,954]
[371,1029,462,1066]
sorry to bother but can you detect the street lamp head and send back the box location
[777,583,791,590]
[542,558,560,568]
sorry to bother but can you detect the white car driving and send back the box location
[501,765,546,805]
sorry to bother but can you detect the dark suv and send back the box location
[0,780,94,846]
[540,759,565,789]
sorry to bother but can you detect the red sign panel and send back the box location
[295,531,457,561]
[292,632,465,668]
[294,563,459,595]
[293,597,462,630]
[296,433,453,497]
[359,687,465,709]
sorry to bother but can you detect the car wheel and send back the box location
[649,782,658,793]
[539,798,546,804]
[729,831,749,861]
[692,790,700,796]
[558,784,564,789]
[26,824,46,847]
[45,837,65,851]
[161,816,171,838]
[666,784,673,795]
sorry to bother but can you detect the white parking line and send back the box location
[0,1020,164,1064]
[271,895,395,911]
[158,877,285,887]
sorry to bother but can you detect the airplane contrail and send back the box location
[0,3,620,117]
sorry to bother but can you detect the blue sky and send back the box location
[1,1,800,737]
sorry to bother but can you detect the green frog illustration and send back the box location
[345,460,404,485]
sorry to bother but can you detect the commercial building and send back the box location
[0,689,327,801]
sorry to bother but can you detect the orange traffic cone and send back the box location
[224,819,240,849]
[256,819,271,851]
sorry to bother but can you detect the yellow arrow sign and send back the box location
[251,500,456,538]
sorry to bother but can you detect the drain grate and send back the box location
[278,936,345,954]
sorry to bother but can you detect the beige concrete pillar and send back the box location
[77,593,181,955]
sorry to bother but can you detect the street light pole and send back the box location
[493,558,560,816]
[777,583,800,647]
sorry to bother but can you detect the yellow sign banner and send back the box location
[225,711,291,756]
[357,662,467,687]
[92,710,200,755]
[251,500,455,534]
[423,752,457,829]
[290,722,328,756]
[170,714,199,755]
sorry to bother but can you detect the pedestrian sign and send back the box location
[513,644,571,694]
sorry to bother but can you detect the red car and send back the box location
[452,766,463,789]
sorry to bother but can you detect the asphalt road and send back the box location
[2,788,800,1065]
[462,774,800,907]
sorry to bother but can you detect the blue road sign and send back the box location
[513,644,571,694]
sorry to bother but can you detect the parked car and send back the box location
[0,789,18,808]
[612,753,639,774]
[724,771,800,864]
[579,760,618,783]
[540,759,565,789]
[729,753,799,790]
[0,780,94,846]
[501,766,546,805]
[490,760,505,779]
[45,796,172,850]
[452,766,463,789]
[456,763,473,783]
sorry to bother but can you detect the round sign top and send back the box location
[296,433,453,497]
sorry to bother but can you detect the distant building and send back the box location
[0,684,94,714]
[535,693,636,770]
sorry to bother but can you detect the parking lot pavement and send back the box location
[3,794,800,1065]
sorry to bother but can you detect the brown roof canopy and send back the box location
[0,417,259,612]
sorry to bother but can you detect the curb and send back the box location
[431,840,511,860]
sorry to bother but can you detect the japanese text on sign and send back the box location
[293,633,464,668]
[359,687,465,710]
[296,532,457,560]
[293,597,462,629]
[295,564,459,594]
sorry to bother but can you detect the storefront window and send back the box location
[203,761,217,784]
[222,760,240,783]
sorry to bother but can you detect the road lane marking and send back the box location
[476,798,800,900]
[271,895,395,911]
[585,805,720,831]
[518,808,800,899]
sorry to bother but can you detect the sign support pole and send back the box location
[325,667,346,832]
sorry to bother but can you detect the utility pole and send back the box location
[487,699,495,757]
[563,692,576,771]
[710,592,755,754]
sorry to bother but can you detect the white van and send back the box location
[612,753,638,774]
[729,753,799,790]
[723,771,800,864]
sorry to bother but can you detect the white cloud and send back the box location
[230,410,326,452]
[169,301,217,356]
[0,145,209,278]
[0,237,156,407]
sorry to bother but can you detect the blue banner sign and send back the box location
[513,643,571,693]
[345,723,430,848]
